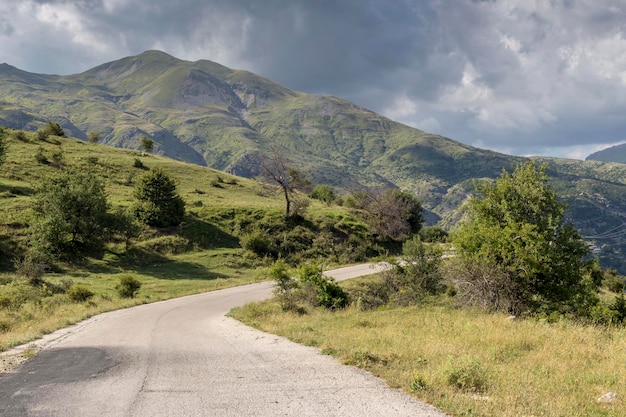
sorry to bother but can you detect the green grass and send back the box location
[0,128,378,351]
[0,131,274,350]
[231,278,626,417]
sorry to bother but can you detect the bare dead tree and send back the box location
[260,148,310,217]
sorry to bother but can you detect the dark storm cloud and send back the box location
[2,0,626,158]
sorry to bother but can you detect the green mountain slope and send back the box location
[1,50,626,271]
[586,143,626,164]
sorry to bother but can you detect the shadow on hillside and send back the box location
[85,247,227,281]
[0,183,34,196]
[179,217,240,250]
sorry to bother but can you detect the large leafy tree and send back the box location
[451,161,595,315]
[30,169,109,257]
[132,168,185,227]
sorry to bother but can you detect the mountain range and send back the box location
[1,50,626,270]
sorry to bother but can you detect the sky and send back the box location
[1,0,626,160]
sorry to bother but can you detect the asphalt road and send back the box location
[0,263,448,417]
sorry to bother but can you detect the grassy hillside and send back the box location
[0,128,382,351]
[586,142,626,163]
[2,51,626,272]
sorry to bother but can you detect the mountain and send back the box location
[1,50,626,271]
[586,143,626,163]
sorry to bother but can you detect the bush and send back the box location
[603,270,625,293]
[442,356,488,393]
[297,264,349,310]
[139,235,192,255]
[133,158,146,169]
[116,275,141,298]
[51,151,64,167]
[383,236,443,306]
[12,130,27,141]
[35,147,48,164]
[270,260,299,311]
[0,282,41,310]
[310,184,336,204]
[240,230,275,257]
[419,226,449,242]
[36,129,50,141]
[13,251,48,285]
[30,169,109,258]
[343,278,389,310]
[67,284,94,302]
[270,261,348,311]
[44,122,65,137]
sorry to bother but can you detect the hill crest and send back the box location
[2,51,626,272]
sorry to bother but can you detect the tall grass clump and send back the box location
[116,274,142,298]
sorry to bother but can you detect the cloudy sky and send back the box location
[1,0,625,159]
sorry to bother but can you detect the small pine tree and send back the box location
[131,168,185,227]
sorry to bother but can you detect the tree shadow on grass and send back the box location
[178,217,240,250]
[82,247,227,281]
[0,183,34,196]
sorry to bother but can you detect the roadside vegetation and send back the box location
[231,291,626,417]
[2,125,626,416]
[232,161,626,417]
[0,126,414,351]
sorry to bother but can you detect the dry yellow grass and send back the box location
[231,298,626,417]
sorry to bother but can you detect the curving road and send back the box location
[0,263,448,416]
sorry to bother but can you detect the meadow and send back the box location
[231,276,626,417]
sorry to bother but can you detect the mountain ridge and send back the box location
[1,50,626,270]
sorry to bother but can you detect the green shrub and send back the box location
[419,226,449,242]
[408,373,427,392]
[13,251,48,285]
[270,260,299,311]
[346,349,387,368]
[297,263,348,310]
[0,282,41,310]
[67,284,94,302]
[139,235,192,255]
[36,129,50,141]
[0,318,12,333]
[240,230,275,257]
[383,236,443,306]
[12,131,27,141]
[43,122,65,137]
[210,177,224,188]
[442,356,488,392]
[116,275,141,298]
[344,278,389,310]
[603,270,625,293]
[51,151,64,167]
[133,158,146,169]
[35,147,48,164]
